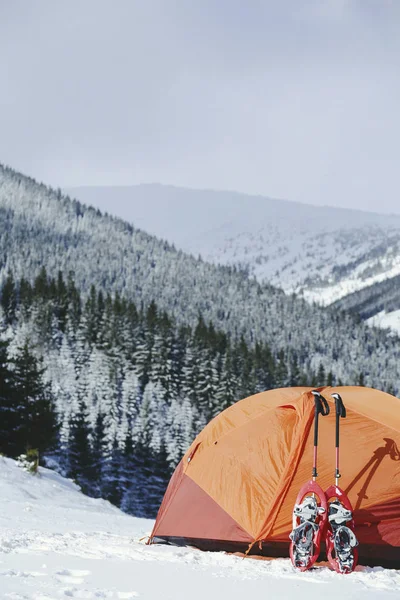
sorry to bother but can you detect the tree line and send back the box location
[2,161,400,400]
[0,268,378,516]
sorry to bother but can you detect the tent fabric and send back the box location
[150,386,400,565]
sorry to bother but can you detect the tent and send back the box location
[150,386,400,566]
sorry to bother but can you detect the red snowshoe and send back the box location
[324,393,359,574]
[290,391,330,571]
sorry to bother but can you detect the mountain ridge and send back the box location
[68,182,400,219]
[65,183,400,313]
[2,161,400,394]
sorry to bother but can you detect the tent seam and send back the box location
[345,407,400,434]
[184,470,253,539]
[188,392,315,539]
[255,393,316,542]
[200,387,315,448]
[151,462,186,537]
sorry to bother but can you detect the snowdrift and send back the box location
[0,456,399,599]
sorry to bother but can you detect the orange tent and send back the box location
[150,387,400,566]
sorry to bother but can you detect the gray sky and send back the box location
[1,0,400,213]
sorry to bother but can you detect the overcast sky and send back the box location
[1,1,400,213]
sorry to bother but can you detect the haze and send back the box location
[1,1,400,214]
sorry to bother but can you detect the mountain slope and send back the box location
[334,274,400,334]
[2,267,295,518]
[66,183,400,306]
[1,456,399,599]
[2,163,400,393]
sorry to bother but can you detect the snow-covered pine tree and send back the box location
[68,400,95,493]
[1,270,17,324]
[1,263,399,518]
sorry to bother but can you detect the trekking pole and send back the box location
[331,392,346,487]
[311,390,330,482]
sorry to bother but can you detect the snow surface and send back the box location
[1,457,399,599]
[366,309,400,335]
[66,184,400,309]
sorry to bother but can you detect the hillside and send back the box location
[2,163,400,394]
[66,183,400,307]
[0,456,398,599]
[1,268,289,517]
[334,274,400,334]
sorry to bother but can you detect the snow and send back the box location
[65,184,400,307]
[367,309,400,335]
[302,253,400,306]
[1,457,399,599]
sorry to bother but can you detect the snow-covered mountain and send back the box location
[367,309,400,334]
[1,456,399,599]
[334,273,400,334]
[66,184,400,308]
[3,163,400,393]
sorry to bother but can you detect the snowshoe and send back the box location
[289,519,319,568]
[289,481,328,571]
[325,486,358,574]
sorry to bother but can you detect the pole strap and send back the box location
[311,391,330,478]
[331,392,346,481]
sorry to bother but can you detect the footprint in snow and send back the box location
[1,569,47,578]
[61,589,138,599]
[56,568,91,585]
[62,589,94,599]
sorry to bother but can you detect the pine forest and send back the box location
[1,163,400,516]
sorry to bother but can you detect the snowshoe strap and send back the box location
[329,502,353,525]
[334,525,359,550]
[290,520,318,538]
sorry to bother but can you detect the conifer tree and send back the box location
[91,410,106,486]
[386,383,395,396]
[67,272,82,331]
[214,346,238,413]
[68,401,94,493]
[33,266,49,300]
[196,348,218,420]
[1,270,17,323]
[233,336,252,398]
[0,339,17,455]
[275,349,289,388]
[102,438,125,506]
[289,352,301,387]
[12,342,58,457]
[2,262,395,519]
[317,362,326,386]
[19,278,33,315]
[56,270,69,332]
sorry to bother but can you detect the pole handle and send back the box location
[332,392,346,418]
[311,391,330,478]
[312,390,330,416]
